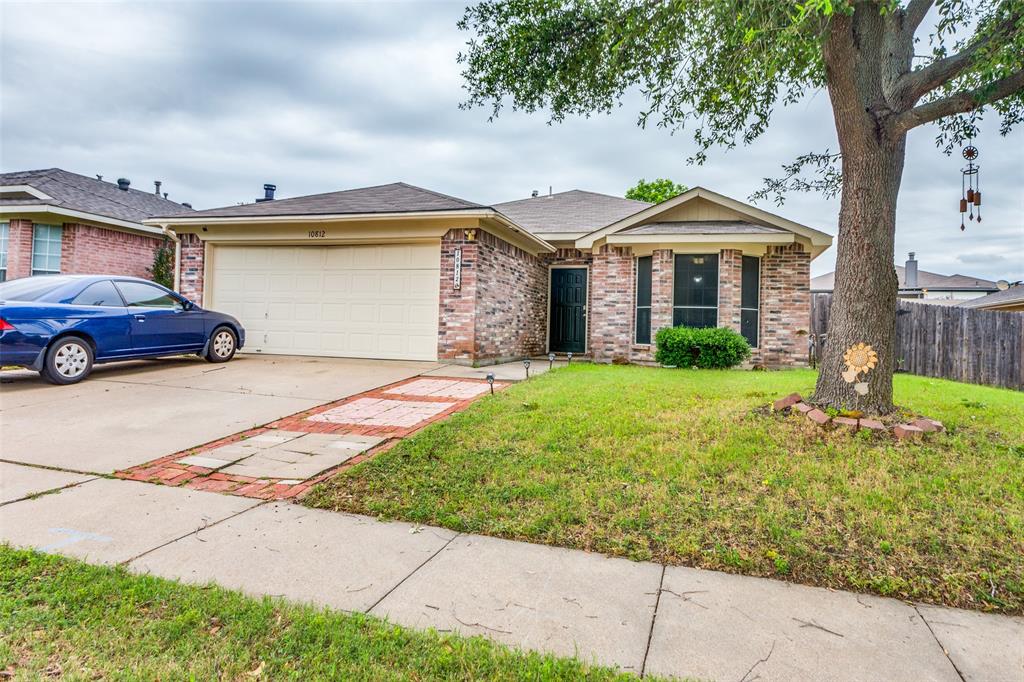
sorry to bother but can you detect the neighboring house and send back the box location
[148,183,832,366]
[0,168,193,282]
[811,252,998,301]
[959,284,1024,312]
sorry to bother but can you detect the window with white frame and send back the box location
[0,223,8,281]
[31,224,62,275]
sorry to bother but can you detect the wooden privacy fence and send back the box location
[809,293,1024,390]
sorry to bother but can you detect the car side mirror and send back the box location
[180,299,195,311]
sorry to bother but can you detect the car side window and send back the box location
[114,281,182,309]
[71,281,124,307]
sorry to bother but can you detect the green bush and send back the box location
[654,325,751,369]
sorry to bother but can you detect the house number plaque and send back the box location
[453,248,462,290]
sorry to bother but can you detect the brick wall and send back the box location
[632,248,674,363]
[177,233,205,303]
[438,229,547,364]
[757,242,810,366]
[4,219,34,280]
[61,223,163,279]
[588,244,635,363]
[717,248,743,334]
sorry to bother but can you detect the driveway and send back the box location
[0,354,437,475]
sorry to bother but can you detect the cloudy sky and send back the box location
[2,1,1021,280]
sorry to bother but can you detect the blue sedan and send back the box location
[0,275,245,385]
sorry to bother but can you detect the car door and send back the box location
[114,280,206,354]
[67,280,133,358]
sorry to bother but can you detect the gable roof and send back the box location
[959,285,1024,309]
[159,182,483,220]
[494,190,651,236]
[811,267,997,292]
[574,186,833,256]
[0,168,193,225]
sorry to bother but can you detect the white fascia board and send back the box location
[0,185,55,200]
[0,204,163,236]
[606,232,795,245]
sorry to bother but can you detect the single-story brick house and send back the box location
[0,168,193,282]
[148,183,832,366]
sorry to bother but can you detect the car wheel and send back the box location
[42,336,94,385]
[205,326,237,363]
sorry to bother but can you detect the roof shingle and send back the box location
[494,190,650,235]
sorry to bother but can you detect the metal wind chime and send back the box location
[958,145,982,230]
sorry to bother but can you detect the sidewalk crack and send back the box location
[914,605,967,682]
[640,564,667,678]
[364,531,461,615]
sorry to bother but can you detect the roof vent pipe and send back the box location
[154,180,162,196]
[96,174,103,181]
[256,183,276,202]
[905,252,918,288]
[531,189,539,198]
[116,178,131,191]
[182,202,192,208]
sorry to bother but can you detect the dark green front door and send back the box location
[549,268,587,353]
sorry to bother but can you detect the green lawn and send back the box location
[0,546,642,680]
[305,365,1024,614]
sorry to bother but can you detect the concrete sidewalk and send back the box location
[1,473,1020,681]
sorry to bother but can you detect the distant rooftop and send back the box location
[494,190,651,235]
[0,168,193,224]
[811,265,997,292]
[157,182,483,220]
[960,285,1024,309]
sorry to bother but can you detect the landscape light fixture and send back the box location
[486,372,495,394]
[566,352,573,364]
[523,358,531,378]
[548,352,556,370]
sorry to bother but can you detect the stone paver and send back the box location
[0,462,94,505]
[278,433,386,456]
[130,502,456,612]
[918,604,1024,682]
[218,433,381,479]
[371,533,661,673]
[174,454,234,469]
[0,478,259,564]
[644,565,960,682]
[307,398,455,428]
[385,378,491,399]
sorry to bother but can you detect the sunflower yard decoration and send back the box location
[842,342,877,395]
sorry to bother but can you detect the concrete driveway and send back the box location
[0,354,437,475]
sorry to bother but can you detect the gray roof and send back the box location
[811,265,998,292]
[618,220,787,236]
[494,190,651,235]
[960,285,1024,309]
[0,168,193,224]
[165,182,483,220]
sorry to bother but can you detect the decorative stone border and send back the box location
[771,392,945,439]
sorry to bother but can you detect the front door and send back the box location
[549,268,587,353]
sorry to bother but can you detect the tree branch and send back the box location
[903,0,936,35]
[892,9,1022,105]
[891,68,1024,135]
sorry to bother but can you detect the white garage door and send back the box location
[208,243,441,361]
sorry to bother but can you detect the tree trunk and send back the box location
[812,9,910,414]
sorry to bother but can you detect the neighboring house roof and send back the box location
[0,168,193,227]
[494,190,651,236]
[811,266,997,292]
[959,285,1024,310]
[159,182,483,220]
[618,220,788,236]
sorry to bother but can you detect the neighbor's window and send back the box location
[31,224,62,275]
[635,255,652,344]
[673,254,718,328]
[740,256,760,347]
[0,223,8,281]
[115,281,181,309]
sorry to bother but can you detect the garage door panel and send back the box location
[210,244,440,361]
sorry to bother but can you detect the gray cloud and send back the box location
[2,0,1021,281]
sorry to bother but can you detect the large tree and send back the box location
[458,0,1023,413]
[626,177,688,203]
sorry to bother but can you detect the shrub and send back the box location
[654,326,751,369]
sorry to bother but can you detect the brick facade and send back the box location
[717,248,743,334]
[438,228,548,364]
[177,233,205,303]
[588,244,635,363]
[1,218,161,281]
[756,242,811,366]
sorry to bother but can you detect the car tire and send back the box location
[42,336,94,385]
[205,326,237,363]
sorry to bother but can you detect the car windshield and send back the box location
[0,277,70,302]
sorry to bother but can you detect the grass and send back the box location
[0,546,644,680]
[305,365,1024,614]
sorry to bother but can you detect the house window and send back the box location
[741,255,760,347]
[673,254,718,328]
[635,256,652,344]
[0,223,8,282]
[31,224,62,275]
